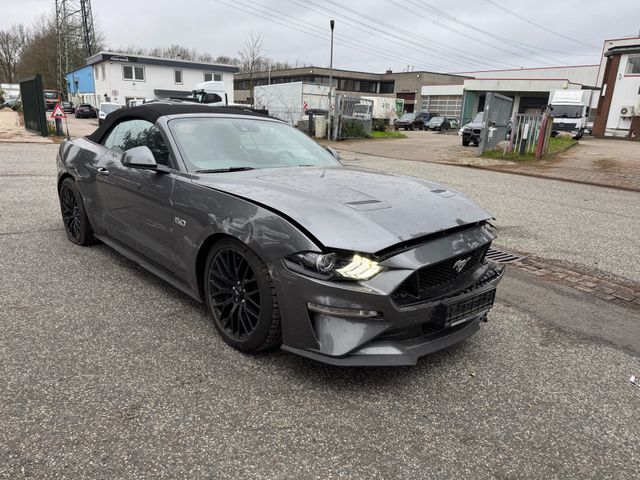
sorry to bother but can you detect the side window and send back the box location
[103,124,122,150]
[102,120,172,167]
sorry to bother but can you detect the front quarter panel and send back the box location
[171,178,321,295]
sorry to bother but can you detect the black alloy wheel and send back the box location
[59,178,96,245]
[204,239,281,352]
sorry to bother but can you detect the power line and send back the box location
[277,0,501,70]
[418,0,597,58]
[482,0,599,49]
[401,0,566,65]
[212,0,452,72]
[296,0,520,70]
[244,0,466,71]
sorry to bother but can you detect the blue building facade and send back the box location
[66,65,96,105]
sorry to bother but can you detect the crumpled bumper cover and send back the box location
[282,315,485,366]
[271,226,503,366]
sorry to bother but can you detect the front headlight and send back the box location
[285,252,385,281]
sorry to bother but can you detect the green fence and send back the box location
[19,74,48,137]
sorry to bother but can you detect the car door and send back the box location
[97,119,179,272]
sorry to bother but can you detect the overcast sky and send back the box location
[3,0,640,73]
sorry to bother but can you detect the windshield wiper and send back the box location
[195,167,255,174]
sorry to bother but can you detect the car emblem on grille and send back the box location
[453,257,470,273]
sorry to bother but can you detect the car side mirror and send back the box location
[122,146,158,169]
[326,146,340,161]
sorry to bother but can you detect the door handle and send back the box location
[97,167,109,175]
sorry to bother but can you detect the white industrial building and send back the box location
[79,51,239,106]
[421,65,599,123]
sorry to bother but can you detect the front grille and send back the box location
[392,244,490,305]
[472,128,481,134]
[553,123,576,131]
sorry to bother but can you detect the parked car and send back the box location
[98,102,122,125]
[56,102,503,366]
[461,111,484,146]
[43,90,61,110]
[425,116,451,131]
[2,97,19,109]
[395,112,426,130]
[74,104,98,119]
[61,101,75,113]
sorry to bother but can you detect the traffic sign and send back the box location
[50,103,67,119]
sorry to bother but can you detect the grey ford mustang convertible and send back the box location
[57,102,503,366]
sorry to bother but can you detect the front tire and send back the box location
[204,238,281,353]
[58,178,96,246]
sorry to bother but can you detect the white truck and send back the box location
[549,89,594,139]
[353,96,402,122]
[187,81,229,106]
[253,82,331,125]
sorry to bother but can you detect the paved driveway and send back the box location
[334,131,640,191]
[1,143,639,479]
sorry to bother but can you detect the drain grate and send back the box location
[486,247,526,264]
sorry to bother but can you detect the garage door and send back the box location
[421,95,463,119]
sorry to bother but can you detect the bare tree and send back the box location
[239,31,265,100]
[0,24,31,83]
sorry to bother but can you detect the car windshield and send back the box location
[169,117,342,172]
[399,113,415,121]
[100,104,120,114]
[472,112,484,123]
[43,92,57,99]
[550,105,583,118]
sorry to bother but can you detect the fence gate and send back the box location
[477,92,512,154]
[19,74,48,137]
[334,95,372,140]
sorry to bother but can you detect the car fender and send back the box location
[171,178,322,296]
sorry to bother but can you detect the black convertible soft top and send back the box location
[86,102,268,144]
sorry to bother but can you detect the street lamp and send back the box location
[327,19,334,140]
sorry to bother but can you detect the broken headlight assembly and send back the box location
[285,252,385,281]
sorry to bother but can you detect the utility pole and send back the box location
[55,0,96,94]
[327,19,335,140]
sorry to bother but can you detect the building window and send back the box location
[204,72,223,82]
[94,67,98,80]
[100,64,106,80]
[174,69,183,84]
[379,81,395,94]
[626,56,640,75]
[123,65,145,81]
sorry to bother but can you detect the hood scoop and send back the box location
[344,199,392,211]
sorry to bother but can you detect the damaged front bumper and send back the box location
[271,224,504,366]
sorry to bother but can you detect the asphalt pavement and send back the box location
[1,143,639,479]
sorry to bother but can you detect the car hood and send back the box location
[194,167,491,253]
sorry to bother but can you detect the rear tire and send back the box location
[204,238,282,353]
[58,177,97,246]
